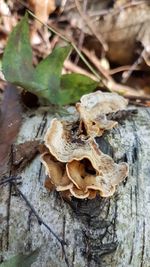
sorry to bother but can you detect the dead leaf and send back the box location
[29,0,57,28]
[0,83,22,176]
[12,140,41,173]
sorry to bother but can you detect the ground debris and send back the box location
[12,140,41,173]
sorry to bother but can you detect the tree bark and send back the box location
[0,107,150,267]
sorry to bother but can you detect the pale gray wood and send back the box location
[0,107,150,267]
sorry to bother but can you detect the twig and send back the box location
[122,50,144,83]
[12,183,70,267]
[74,0,108,51]
[74,0,87,65]
[27,10,101,81]
[0,176,21,186]
[82,48,139,96]
[64,60,99,81]
[82,48,110,79]
[0,171,70,264]
[109,65,139,75]
[125,95,150,101]
[13,183,64,244]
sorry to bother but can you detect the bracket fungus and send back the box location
[76,91,128,137]
[41,91,129,199]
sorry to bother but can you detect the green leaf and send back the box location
[0,249,39,267]
[57,73,98,105]
[2,14,97,106]
[2,14,71,104]
[32,46,71,103]
[2,14,34,89]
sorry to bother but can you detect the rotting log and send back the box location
[0,107,150,267]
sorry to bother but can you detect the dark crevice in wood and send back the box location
[121,152,129,186]
[70,196,118,265]
[130,186,133,218]
[95,135,114,158]
[67,128,122,265]
[145,108,150,118]
[129,231,135,264]
[35,112,47,138]
[72,232,78,267]
[62,215,66,260]
[112,195,118,243]
[132,146,138,163]
[83,227,92,267]
[72,246,75,267]
[40,115,47,137]
[122,152,128,163]
[38,162,43,183]
[122,176,128,186]
[140,220,146,267]
[6,183,12,250]
[134,185,138,219]
[26,210,33,252]
[0,234,3,263]
[132,119,141,220]
[27,210,33,232]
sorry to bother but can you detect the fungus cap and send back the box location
[43,118,128,199]
[76,91,128,137]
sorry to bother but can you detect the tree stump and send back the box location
[0,107,150,267]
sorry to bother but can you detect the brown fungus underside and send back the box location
[41,91,129,199]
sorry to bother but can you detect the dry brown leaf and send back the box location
[12,140,41,173]
[0,83,22,176]
[29,0,67,28]
[30,0,56,27]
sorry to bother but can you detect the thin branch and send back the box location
[82,48,139,96]
[122,50,144,83]
[13,183,65,244]
[82,48,110,80]
[74,0,87,65]
[0,177,70,264]
[27,10,101,81]
[64,60,99,81]
[74,0,108,51]
[109,65,139,75]
[0,176,21,186]
[12,183,70,267]
[125,95,150,101]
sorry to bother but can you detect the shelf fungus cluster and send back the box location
[41,91,129,199]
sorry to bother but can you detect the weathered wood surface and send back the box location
[0,107,150,267]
